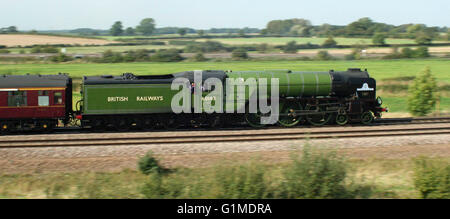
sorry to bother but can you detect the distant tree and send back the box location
[322,36,337,48]
[184,41,226,53]
[414,46,430,58]
[239,29,245,37]
[289,25,311,37]
[177,28,187,36]
[231,48,248,60]
[345,17,375,37]
[265,18,311,35]
[372,33,386,45]
[283,41,298,53]
[401,47,415,58]
[257,43,270,53]
[407,24,427,38]
[317,24,333,37]
[260,29,268,35]
[125,27,135,36]
[7,26,18,33]
[101,50,124,63]
[407,67,438,116]
[315,50,333,60]
[110,21,123,36]
[150,49,183,62]
[197,30,205,37]
[193,52,207,61]
[0,49,11,54]
[50,53,74,62]
[415,33,433,45]
[136,18,156,36]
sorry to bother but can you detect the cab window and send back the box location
[54,92,63,105]
[8,91,27,106]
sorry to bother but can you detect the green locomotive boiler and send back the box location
[76,68,386,130]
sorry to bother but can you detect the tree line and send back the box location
[108,18,260,37]
[0,26,18,34]
[262,18,448,44]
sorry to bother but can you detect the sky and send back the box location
[1,0,449,30]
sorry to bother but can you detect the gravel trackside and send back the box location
[0,133,449,174]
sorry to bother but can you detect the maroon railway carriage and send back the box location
[0,74,72,132]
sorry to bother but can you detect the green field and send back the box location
[1,59,449,113]
[1,59,448,81]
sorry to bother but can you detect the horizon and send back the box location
[1,0,449,31]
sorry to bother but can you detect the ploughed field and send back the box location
[0,34,115,47]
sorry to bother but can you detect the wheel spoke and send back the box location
[278,101,302,127]
[306,104,332,126]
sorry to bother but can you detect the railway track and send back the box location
[1,122,450,148]
[376,116,450,124]
[3,116,450,137]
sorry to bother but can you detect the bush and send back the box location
[413,157,450,199]
[139,145,371,199]
[99,50,124,63]
[168,40,196,46]
[138,152,165,175]
[184,41,226,53]
[414,46,430,58]
[415,33,432,45]
[192,52,207,61]
[214,163,268,199]
[257,43,270,53]
[283,41,298,53]
[30,45,59,53]
[401,47,415,58]
[407,67,438,116]
[150,49,183,62]
[383,47,430,59]
[372,33,386,45]
[278,146,350,198]
[315,50,333,60]
[322,37,337,48]
[231,48,248,60]
[50,53,74,62]
[148,41,165,45]
[123,49,150,62]
[345,48,362,60]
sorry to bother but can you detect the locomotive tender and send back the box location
[0,68,386,133]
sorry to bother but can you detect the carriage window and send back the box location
[38,90,49,106]
[8,91,27,106]
[54,92,63,105]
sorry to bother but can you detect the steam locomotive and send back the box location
[0,68,387,133]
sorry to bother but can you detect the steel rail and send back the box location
[1,125,449,148]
